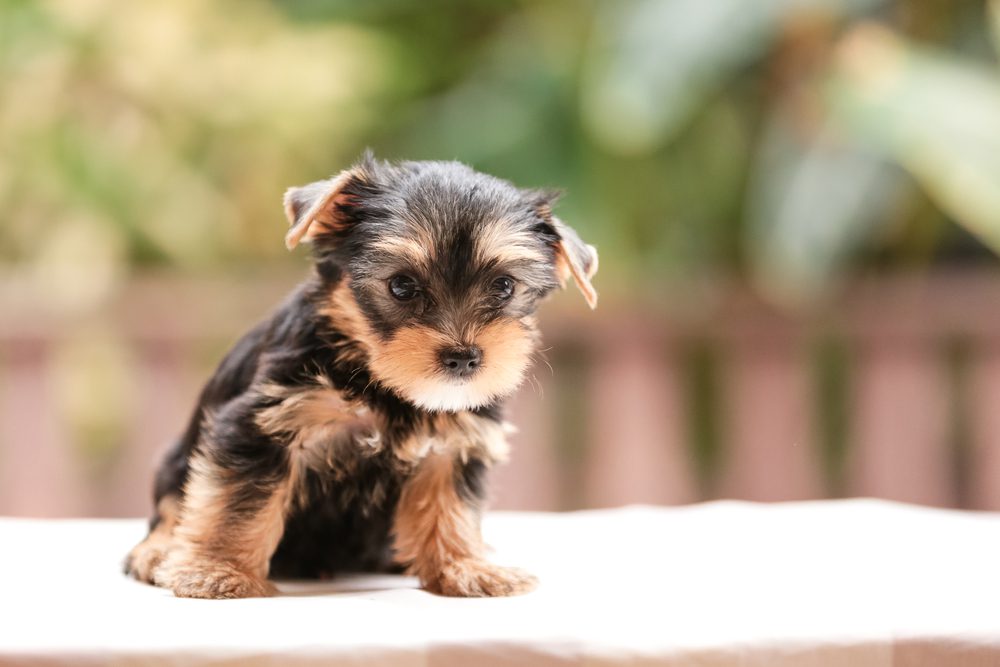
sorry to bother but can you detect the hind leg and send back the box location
[152,441,294,599]
[125,495,180,583]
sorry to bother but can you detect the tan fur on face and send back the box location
[393,452,536,597]
[318,261,538,412]
[318,278,379,366]
[368,324,452,409]
[368,318,537,412]
[475,316,538,400]
[369,234,434,273]
[125,494,179,583]
[474,221,548,265]
[153,452,294,599]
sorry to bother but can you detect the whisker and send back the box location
[531,347,555,377]
[528,373,543,397]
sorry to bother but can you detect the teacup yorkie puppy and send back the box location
[124,153,598,599]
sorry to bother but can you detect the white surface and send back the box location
[2,500,1000,666]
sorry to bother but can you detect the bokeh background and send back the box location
[4,0,1000,517]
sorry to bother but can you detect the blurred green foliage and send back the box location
[2,0,999,308]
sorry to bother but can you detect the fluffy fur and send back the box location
[124,153,598,599]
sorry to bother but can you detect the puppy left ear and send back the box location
[283,169,360,251]
[530,191,599,309]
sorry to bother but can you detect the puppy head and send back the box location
[284,153,598,412]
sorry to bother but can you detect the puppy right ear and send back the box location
[551,216,599,309]
[282,170,359,251]
[528,190,600,309]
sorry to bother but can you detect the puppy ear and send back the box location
[530,191,599,309]
[282,170,359,251]
[551,216,599,309]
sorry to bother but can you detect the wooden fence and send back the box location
[2,269,1000,517]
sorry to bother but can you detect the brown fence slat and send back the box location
[581,326,695,508]
[969,346,1000,510]
[848,340,955,506]
[0,342,90,517]
[4,271,1000,516]
[717,341,822,501]
[101,341,199,517]
[492,379,562,511]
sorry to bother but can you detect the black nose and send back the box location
[439,346,483,378]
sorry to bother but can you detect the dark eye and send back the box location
[388,274,420,301]
[491,276,515,301]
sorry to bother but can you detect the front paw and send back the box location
[425,560,537,597]
[156,557,276,599]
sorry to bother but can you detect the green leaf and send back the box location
[581,0,885,154]
[828,24,1000,254]
[745,114,904,303]
[990,0,1000,60]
